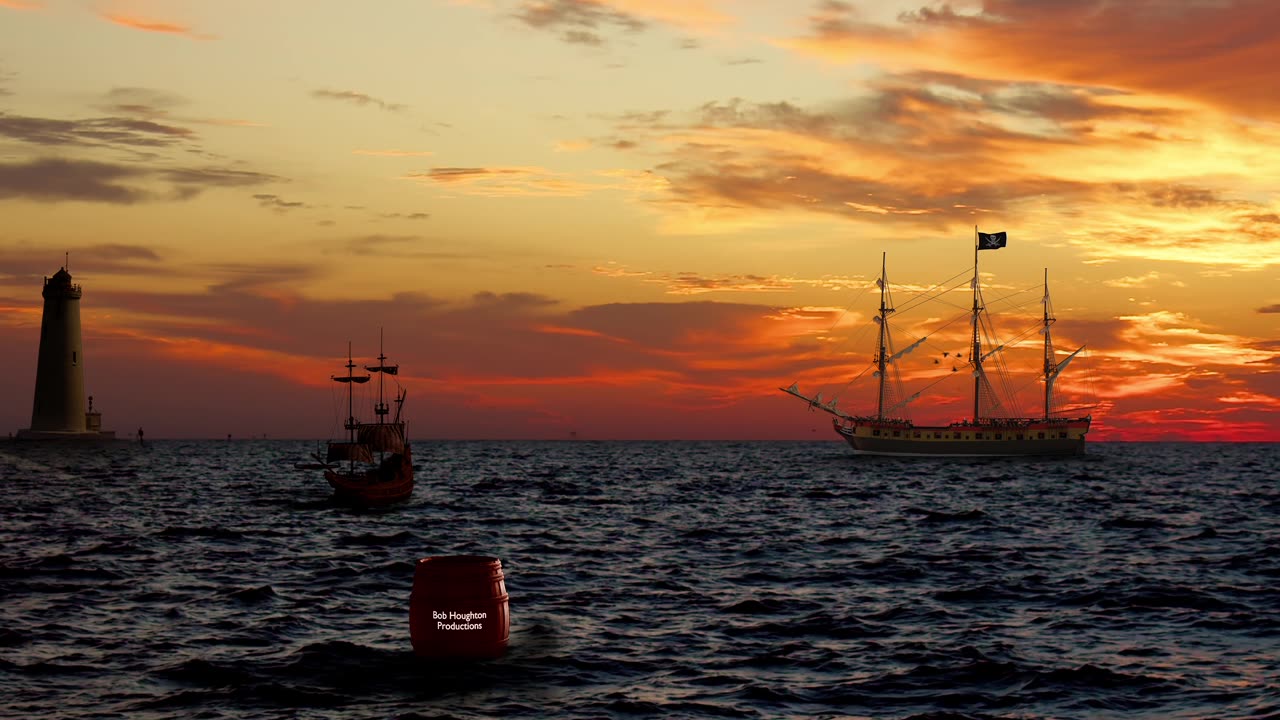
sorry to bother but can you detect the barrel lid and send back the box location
[418,555,501,566]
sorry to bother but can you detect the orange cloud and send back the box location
[509,0,732,46]
[144,335,336,389]
[403,166,601,197]
[101,13,215,40]
[594,261,880,294]
[1100,405,1277,442]
[1112,311,1276,367]
[532,323,633,343]
[0,303,40,322]
[1218,392,1280,408]
[592,265,795,295]
[602,81,1280,264]
[0,0,41,10]
[779,0,1280,119]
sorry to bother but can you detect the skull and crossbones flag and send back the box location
[977,231,1007,250]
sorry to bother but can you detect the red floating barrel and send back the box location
[410,555,510,659]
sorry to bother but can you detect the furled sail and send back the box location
[357,423,405,453]
[327,441,373,463]
[889,336,927,363]
[333,375,371,384]
[365,365,399,375]
[1050,346,1085,380]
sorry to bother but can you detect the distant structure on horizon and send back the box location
[14,265,115,441]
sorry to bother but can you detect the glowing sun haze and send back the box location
[1,0,1276,440]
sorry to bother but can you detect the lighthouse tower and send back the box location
[16,266,115,440]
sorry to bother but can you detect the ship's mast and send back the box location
[1043,268,1055,419]
[1040,271,1088,420]
[328,341,370,470]
[344,342,358,440]
[374,328,389,424]
[875,252,893,419]
[971,227,983,421]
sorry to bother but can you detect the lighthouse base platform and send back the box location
[14,429,118,441]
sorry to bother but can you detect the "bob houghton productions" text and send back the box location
[433,610,486,630]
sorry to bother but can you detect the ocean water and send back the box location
[1,440,1277,720]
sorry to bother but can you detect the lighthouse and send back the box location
[15,265,115,440]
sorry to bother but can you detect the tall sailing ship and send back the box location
[782,230,1093,456]
[318,336,414,505]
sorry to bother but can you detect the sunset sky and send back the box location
[1,0,1277,441]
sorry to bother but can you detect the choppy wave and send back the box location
[2,440,1278,719]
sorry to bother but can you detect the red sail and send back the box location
[327,441,373,463]
[357,423,405,453]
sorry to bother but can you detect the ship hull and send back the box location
[326,444,414,506]
[835,419,1088,457]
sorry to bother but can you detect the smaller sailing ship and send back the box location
[782,229,1093,457]
[315,336,413,506]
